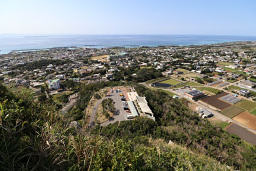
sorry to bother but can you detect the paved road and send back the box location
[88,98,104,127]
[142,82,256,135]
[61,93,78,114]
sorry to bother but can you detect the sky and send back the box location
[0,0,255,36]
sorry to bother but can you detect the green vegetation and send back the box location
[235,100,256,112]
[214,121,230,130]
[222,106,245,118]
[13,59,71,71]
[94,85,256,170]
[197,87,223,95]
[113,67,162,82]
[195,77,204,84]
[102,98,115,118]
[161,78,181,85]
[250,108,256,115]
[224,67,247,76]
[225,85,241,91]
[250,77,256,83]
[1,82,256,170]
[218,61,233,66]
[184,81,202,87]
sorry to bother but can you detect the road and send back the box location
[142,82,256,135]
[88,98,105,127]
[61,93,78,114]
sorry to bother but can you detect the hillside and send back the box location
[0,83,256,170]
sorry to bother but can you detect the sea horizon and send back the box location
[1,34,256,54]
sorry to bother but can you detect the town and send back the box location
[1,41,256,145]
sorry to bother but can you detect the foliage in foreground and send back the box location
[0,83,255,170]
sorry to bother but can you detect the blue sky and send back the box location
[0,0,255,35]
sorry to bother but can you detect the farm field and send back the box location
[233,111,256,130]
[235,100,256,112]
[225,85,241,91]
[221,106,244,118]
[251,109,256,115]
[226,123,256,145]
[200,92,231,110]
[223,67,247,76]
[91,55,110,62]
[197,87,223,95]
[217,61,233,66]
[184,81,202,87]
[175,68,189,74]
[161,79,181,86]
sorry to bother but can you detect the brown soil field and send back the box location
[226,123,256,145]
[233,111,256,130]
[200,92,231,110]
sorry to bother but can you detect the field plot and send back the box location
[251,109,256,116]
[184,81,202,87]
[91,55,110,62]
[175,68,189,74]
[225,85,241,91]
[200,92,231,110]
[161,79,181,86]
[197,87,223,95]
[233,112,256,130]
[221,106,245,118]
[226,123,256,145]
[235,100,256,112]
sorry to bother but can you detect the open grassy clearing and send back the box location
[145,77,166,84]
[250,108,256,116]
[221,105,245,118]
[197,87,223,95]
[225,85,241,91]
[161,79,181,85]
[217,61,233,66]
[223,67,247,76]
[184,81,202,87]
[250,77,256,83]
[175,68,189,74]
[160,89,176,97]
[235,100,256,112]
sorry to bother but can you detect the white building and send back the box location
[47,79,60,90]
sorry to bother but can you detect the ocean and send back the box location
[0,35,256,54]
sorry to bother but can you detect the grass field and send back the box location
[250,108,256,116]
[184,81,202,87]
[221,106,245,118]
[160,90,176,97]
[161,79,181,85]
[175,68,189,74]
[197,87,223,95]
[217,61,233,66]
[250,77,256,83]
[223,67,247,76]
[225,85,241,91]
[235,100,256,112]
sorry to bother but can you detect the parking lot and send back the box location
[101,88,129,126]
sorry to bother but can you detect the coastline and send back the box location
[1,34,256,55]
